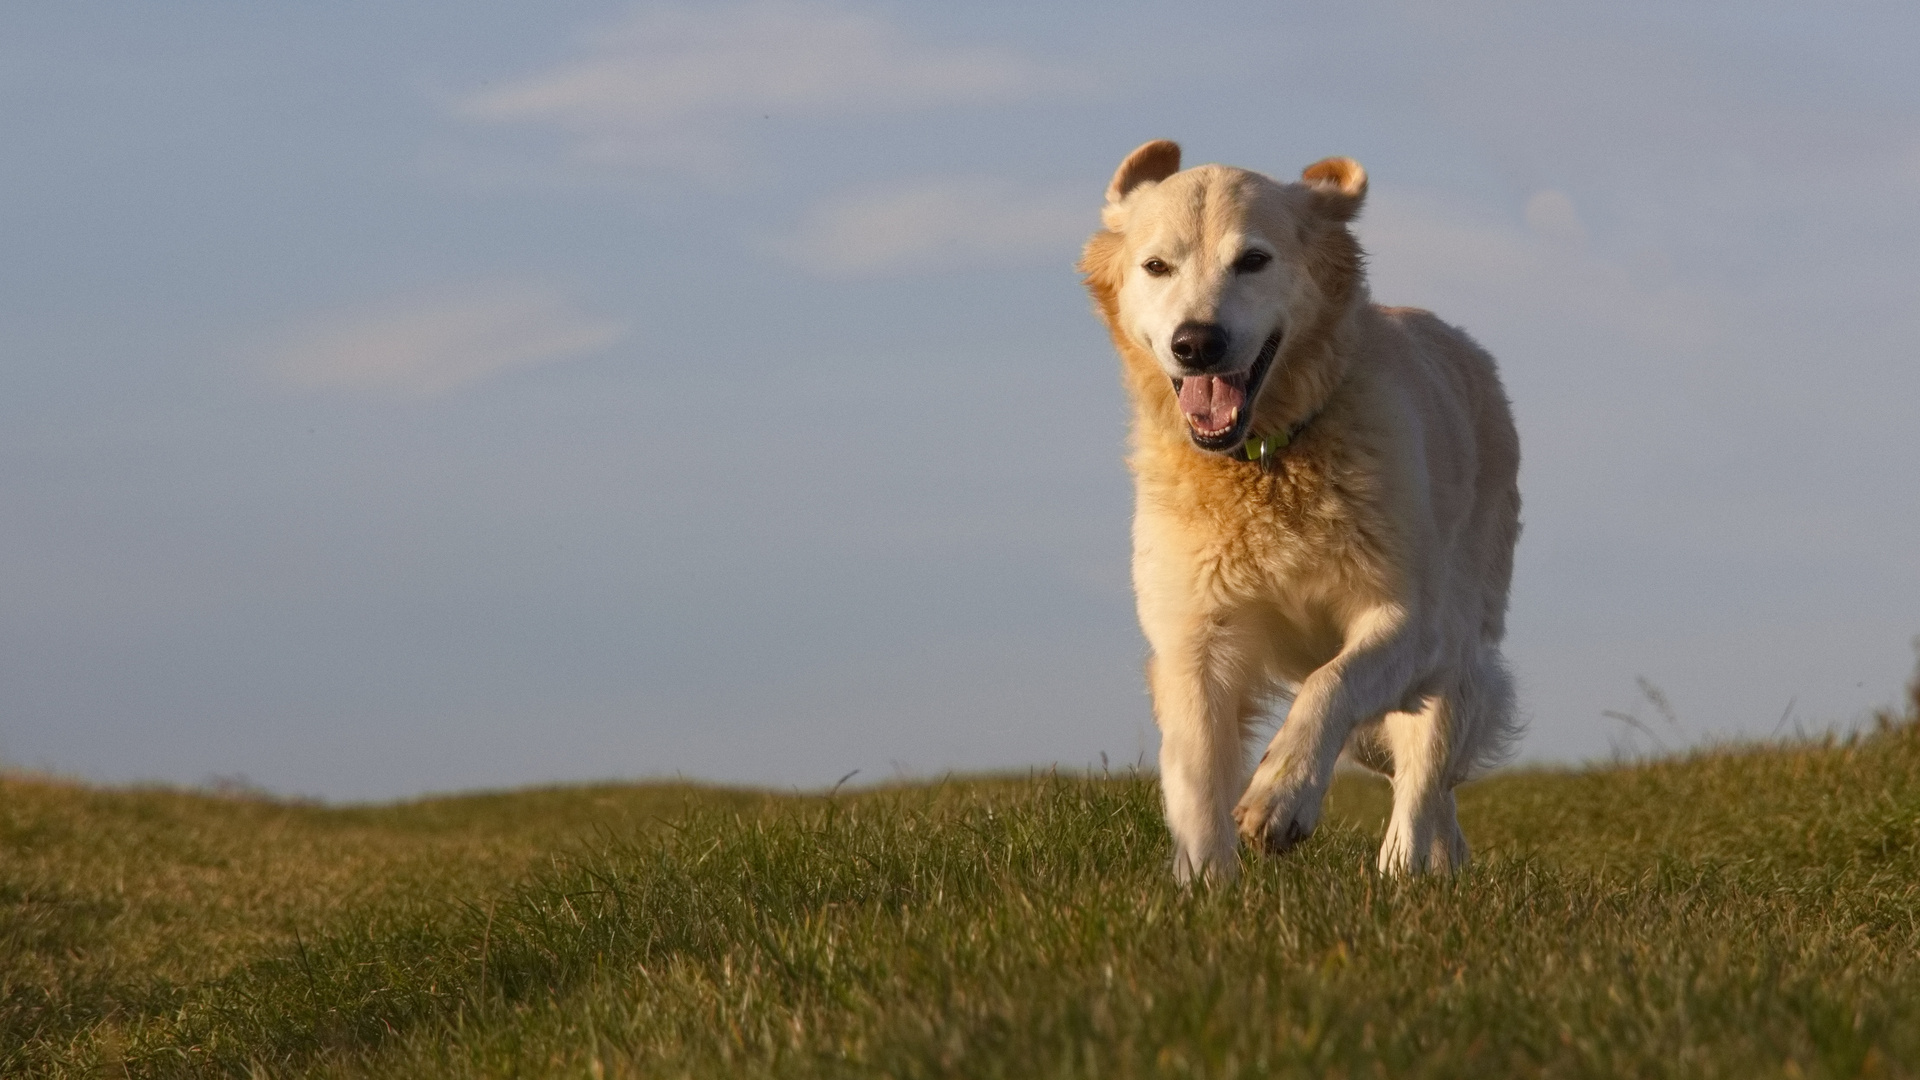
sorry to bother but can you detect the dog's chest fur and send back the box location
[1128,384,1398,617]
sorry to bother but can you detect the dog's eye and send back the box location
[1141,258,1171,277]
[1234,250,1272,274]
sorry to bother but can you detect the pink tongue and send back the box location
[1178,374,1246,433]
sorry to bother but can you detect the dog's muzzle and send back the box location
[1170,331,1283,453]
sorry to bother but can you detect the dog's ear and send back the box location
[1301,157,1367,222]
[1103,140,1181,227]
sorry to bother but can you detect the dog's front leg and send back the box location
[1148,644,1249,884]
[1235,605,1418,854]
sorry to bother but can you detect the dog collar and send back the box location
[1243,429,1291,461]
[1242,413,1315,465]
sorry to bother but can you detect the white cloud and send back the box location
[270,283,627,397]
[456,1,1069,174]
[776,178,1090,276]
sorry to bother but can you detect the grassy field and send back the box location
[5,709,1919,1077]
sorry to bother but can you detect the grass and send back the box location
[5,713,1919,1077]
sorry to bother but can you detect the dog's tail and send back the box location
[1454,651,1523,780]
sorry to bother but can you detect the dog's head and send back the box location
[1081,140,1367,454]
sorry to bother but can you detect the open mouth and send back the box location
[1171,331,1282,453]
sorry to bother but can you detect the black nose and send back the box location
[1169,322,1228,370]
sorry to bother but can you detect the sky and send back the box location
[3,1,1917,802]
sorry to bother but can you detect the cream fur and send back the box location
[1080,141,1522,883]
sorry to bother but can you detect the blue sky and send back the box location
[4,1,1918,800]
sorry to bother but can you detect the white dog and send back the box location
[1080,141,1522,882]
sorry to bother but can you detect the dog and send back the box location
[1080,141,1522,882]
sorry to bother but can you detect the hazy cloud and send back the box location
[1522,189,1588,247]
[1358,188,1721,352]
[777,178,1090,276]
[270,284,627,397]
[457,1,1070,174]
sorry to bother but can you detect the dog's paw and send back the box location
[1233,782,1322,855]
[1376,812,1469,876]
[1171,844,1241,887]
[1374,824,1423,876]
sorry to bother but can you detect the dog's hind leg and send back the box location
[1376,657,1514,874]
[1376,694,1468,875]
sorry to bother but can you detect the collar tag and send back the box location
[1243,429,1290,461]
